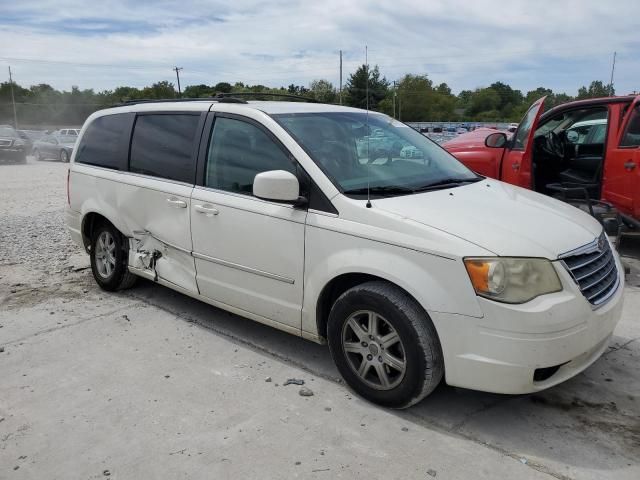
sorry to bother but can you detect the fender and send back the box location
[301,226,484,338]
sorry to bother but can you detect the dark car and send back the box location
[0,125,28,164]
[17,129,47,154]
[32,134,76,162]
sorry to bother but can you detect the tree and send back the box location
[345,64,389,110]
[140,81,176,99]
[309,79,337,103]
[213,82,232,93]
[577,80,613,99]
[183,84,213,98]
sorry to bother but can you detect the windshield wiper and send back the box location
[414,177,482,192]
[343,185,416,196]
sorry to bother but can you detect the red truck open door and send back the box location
[500,97,546,188]
[603,95,640,221]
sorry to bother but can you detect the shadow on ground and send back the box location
[123,279,640,476]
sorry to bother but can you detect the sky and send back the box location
[1,0,639,96]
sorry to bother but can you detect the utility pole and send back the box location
[173,67,183,97]
[609,52,616,96]
[392,81,397,119]
[339,50,343,105]
[8,66,18,129]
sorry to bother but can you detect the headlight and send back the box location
[13,139,25,147]
[464,257,562,304]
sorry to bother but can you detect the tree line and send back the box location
[0,64,617,127]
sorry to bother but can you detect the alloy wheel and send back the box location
[94,231,117,279]
[341,310,407,390]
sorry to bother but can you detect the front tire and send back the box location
[60,149,69,163]
[90,222,137,291]
[327,281,443,408]
[33,149,42,161]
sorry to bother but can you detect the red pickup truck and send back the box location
[443,95,640,229]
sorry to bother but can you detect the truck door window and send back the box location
[620,107,640,147]
[513,105,539,150]
[205,117,296,195]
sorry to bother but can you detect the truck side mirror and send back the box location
[485,132,508,148]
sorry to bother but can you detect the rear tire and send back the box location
[60,149,69,163]
[90,222,137,291]
[33,149,42,161]
[327,281,443,408]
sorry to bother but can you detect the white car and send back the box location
[66,99,624,408]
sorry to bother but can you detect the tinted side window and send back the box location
[205,117,296,195]
[129,114,200,183]
[620,107,640,147]
[76,114,129,169]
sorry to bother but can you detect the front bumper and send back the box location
[0,147,26,162]
[431,254,625,394]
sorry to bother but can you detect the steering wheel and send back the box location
[543,131,565,158]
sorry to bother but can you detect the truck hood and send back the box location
[374,178,602,258]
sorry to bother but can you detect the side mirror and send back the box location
[566,130,579,143]
[253,170,305,205]
[485,132,508,148]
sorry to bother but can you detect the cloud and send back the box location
[1,0,638,95]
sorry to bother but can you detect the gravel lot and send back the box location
[1,157,639,479]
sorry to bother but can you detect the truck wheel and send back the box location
[33,149,41,161]
[60,150,69,163]
[327,281,443,408]
[90,222,137,291]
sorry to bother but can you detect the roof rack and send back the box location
[117,96,247,106]
[213,92,317,103]
[115,92,317,107]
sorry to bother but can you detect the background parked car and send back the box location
[55,128,81,136]
[17,129,47,155]
[0,124,28,164]
[32,133,77,162]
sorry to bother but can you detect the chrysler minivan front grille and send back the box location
[561,233,619,306]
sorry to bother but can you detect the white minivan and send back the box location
[66,99,624,408]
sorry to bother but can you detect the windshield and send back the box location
[273,112,478,197]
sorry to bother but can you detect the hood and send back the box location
[374,178,602,259]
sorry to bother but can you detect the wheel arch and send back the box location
[315,272,428,343]
[80,211,119,252]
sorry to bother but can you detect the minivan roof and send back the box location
[98,100,371,116]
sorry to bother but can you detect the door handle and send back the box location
[512,162,520,171]
[624,160,636,171]
[194,204,219,216]
[166,197,188,208]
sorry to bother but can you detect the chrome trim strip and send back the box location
[192,252,295,284]
[558,232,604,259]
[590,273,620,305]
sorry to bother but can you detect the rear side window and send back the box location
[129,114,200,183]
[76,114,129,169]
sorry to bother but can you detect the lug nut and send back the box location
[369,335,374,340]
[367,354,373,361]
[378,356,383,362]
[361,341,368,347]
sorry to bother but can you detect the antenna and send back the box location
[365,45,372,208]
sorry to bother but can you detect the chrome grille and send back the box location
[562,233,619,306]
[0,139,12,147]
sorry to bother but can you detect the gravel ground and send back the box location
[1,157,639,480]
